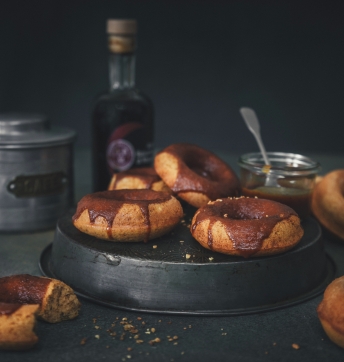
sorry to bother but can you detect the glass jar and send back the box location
[238,152,321,219]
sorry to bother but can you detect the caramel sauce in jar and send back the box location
[241,186,311,219]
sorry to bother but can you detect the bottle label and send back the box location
[106,139,135,172]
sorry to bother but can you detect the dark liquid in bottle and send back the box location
[92,89,154,192]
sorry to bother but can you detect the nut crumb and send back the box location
[151,328,156,333]
[92,318,97,323]
[95,335,100,339]
[292,343,300,350]
[222,333,227,335]
[174,342,178,345]
[136,339,144,344]
[189,325,192,328]
[123,324,134,331]
[209,257,214,261]
[149,337,161,345]
[180,240,184,243]
[137,317,142,320]
[95,325,100,329]
[122,317,127,321]
[185,254,191,259]
[80,338,87,345]
[153,245,157,249]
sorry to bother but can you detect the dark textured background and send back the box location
[1,0,344,155]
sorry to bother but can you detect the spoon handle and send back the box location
[240,107,270,165]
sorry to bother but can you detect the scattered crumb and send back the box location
[180,240,184,243]
[174,342,178,345]
[222,333,227,336]
[80,338,87,345]
[151,328,156,333]
[173,336,178,340]
[134,335,140,339]
[189,325,192,328]
[136,340,144,344]
[265,215,268,217]
[92,318,97,323]
[127,347,132,352]
[126,355,131,359]
[273,342,277,346]
[123,324,134,331]
[153,245,158,249]
[95,335,100,339]
[292,343,300,350]
[185,254,191,259]
[149,337,161,345]
[95,325,100,329]
[159,320,162,322]
[106,346,110,348]
[122,317,128,321]
[137,317,142,320]
[223,214,228,218]
[209,257,214,261]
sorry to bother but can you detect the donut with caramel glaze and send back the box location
[0,303,39,350]
[0,274,81,323]
[190,197,304,258]
[311,170,344,240]
[154,143,240,208]
[317,276,344,348]
[72,189,183,242]
[108,167,171,193]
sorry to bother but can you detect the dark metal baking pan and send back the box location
[40,209,335,316]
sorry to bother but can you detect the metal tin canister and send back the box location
[0,113,76,231]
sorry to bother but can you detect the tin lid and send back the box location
[0,113,76,149]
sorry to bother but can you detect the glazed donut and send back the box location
[190,197,304,258]
[311,170,344,240]
[0,274,81,323]
[0,303,39,350]
[72,189,183,242]
[154,143,240,208]
[108,167,171,193]
[317,276,344,348]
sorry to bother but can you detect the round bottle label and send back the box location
[106,139,135,171]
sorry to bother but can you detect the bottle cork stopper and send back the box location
[107,19,137,35]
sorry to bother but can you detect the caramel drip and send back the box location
[114,167,160,189]
[0,274,51,305]
[0,302,21,316]
[192,198,297,257]
[159,143,240,199]
[207,219,217,249]
[73,190,171,242]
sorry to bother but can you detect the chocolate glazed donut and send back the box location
[72,189,183,242]
[154,143,240,208]
[191,197,304,258]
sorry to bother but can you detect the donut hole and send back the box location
[183,153,222,182]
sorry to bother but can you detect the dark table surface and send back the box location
[0,148,343,362]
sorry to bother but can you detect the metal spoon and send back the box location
[240,107,277,187]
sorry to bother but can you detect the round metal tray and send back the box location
[40,209,335,316]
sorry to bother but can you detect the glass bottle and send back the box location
[92,19,154,192]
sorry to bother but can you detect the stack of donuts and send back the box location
[72,143,305,258]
